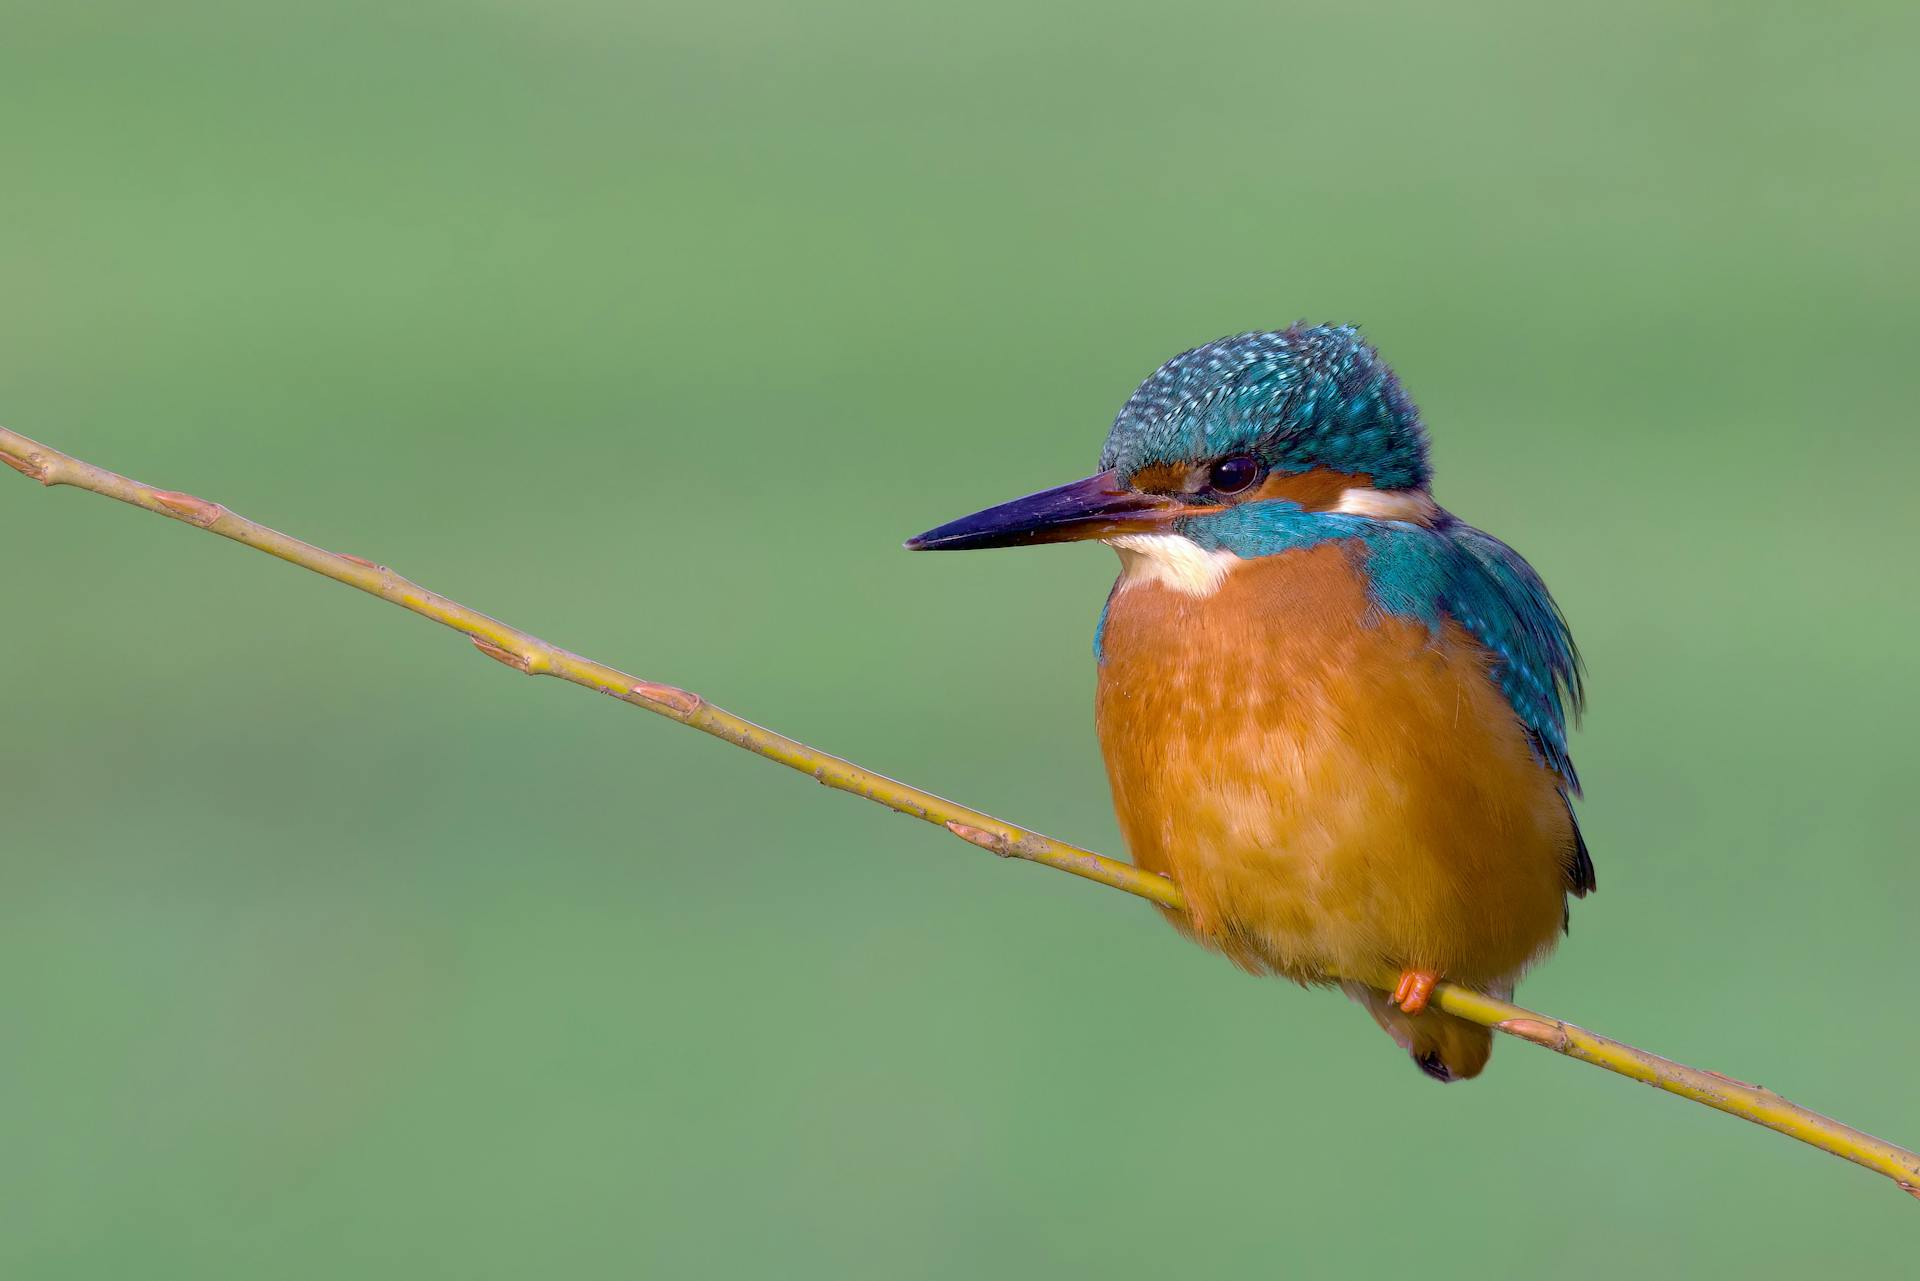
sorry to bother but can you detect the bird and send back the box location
[905,324,1591,1081]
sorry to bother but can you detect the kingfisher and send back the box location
[906,324,1591,1081]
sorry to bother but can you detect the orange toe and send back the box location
[1393,969,1438,1016]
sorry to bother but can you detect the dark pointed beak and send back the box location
[905,470,1181,551]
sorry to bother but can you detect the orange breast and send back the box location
[1094,541,1571,988]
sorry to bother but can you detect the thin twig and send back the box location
[3,423,1915,1199]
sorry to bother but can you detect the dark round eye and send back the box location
[1207,454,1261,495]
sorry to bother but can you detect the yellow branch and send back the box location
[3,424,1915,1199]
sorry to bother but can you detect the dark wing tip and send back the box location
[1566,803,1596,898]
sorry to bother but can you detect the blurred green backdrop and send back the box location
[3,1,1916,1275]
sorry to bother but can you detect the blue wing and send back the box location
[1355,515,1582,788]
[1355,511,1593,900]
[1436,520,1584,794]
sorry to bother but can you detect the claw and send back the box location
[1393,969,1438,1016]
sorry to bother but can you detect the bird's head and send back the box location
[906,324,1434,558]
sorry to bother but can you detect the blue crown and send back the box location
[1100,324,1431,491]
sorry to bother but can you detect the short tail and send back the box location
[1341,982,1500,1083]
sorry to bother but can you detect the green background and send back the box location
[3,1,1916,1274]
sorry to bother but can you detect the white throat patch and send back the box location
[1106,533,1242,598]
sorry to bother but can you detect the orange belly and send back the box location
[1095,541,1571,989]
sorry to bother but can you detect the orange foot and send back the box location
[1392,969,1439,1016]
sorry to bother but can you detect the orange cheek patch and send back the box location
[1250,467,1372,510]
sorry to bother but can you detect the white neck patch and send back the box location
[1332,487,1438,524]
[1106,533,1241,598]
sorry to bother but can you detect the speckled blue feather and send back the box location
[1101,324,1430,489]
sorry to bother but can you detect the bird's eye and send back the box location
[1207,454,1262,495]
